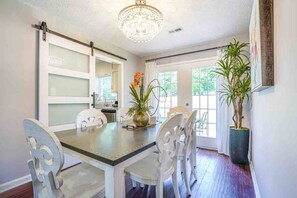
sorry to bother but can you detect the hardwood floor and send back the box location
[126,149,255,198]
[0,149,255,198]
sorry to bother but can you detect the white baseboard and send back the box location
[0,174,32,193]
[250,162,261,198]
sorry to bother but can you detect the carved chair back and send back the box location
[76,108,107,129]
[156,114,183,174]
[23,118,64,198]
[182,110,198,158]
[167,106,191,120]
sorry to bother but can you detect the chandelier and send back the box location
[118,0,163,43]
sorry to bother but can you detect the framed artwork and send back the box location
[249,0,274,92]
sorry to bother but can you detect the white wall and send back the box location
[251,0,297,197]
[0,0,142,185]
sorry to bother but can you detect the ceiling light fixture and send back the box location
[118,0,163,43]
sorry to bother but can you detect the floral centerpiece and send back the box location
[127,72,153,127]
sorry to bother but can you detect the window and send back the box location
[96,75,117,101]
[158,71,178,117]
[192,66,216,138]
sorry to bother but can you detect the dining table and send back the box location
[55,119,197,198]
[55,121,162,198]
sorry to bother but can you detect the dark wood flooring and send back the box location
[0,149,255,198]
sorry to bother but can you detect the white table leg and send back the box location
[105,165,125,198]
[62,146,156,198]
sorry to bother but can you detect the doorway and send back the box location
[94,53,124,122]
[157,58,218,149]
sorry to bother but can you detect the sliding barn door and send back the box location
[39,32,95,132]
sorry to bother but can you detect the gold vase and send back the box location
[133,111,149,127]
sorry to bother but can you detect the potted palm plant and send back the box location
[127,72,153,127]
[215,39,251,164]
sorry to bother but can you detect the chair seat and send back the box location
[61,163,105,198]
[125,153,174,185]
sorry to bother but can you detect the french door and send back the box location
[157,58,218,149]
[39,32,95,132]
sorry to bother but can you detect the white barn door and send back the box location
[39,32,95,132]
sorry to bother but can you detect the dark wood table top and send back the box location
[55,122,162,166]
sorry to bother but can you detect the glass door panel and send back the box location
[158,71,178,117]
[49,44,89,73]
[48,104,89,126]
[48,74,89,97]
[192,66,217,138]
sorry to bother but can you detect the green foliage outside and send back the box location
[158,67,216,97]
[192,67,216,95]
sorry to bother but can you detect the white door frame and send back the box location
[156,57,218,150]
[39,31,95,132]
[93,52,124,108]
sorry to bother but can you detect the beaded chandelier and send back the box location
[118,0,163,43]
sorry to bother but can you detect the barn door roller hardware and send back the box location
[33,21,127,61]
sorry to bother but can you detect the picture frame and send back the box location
[249,0,274,92]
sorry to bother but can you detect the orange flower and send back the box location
[134,72,143,80]
[132,72,144,88]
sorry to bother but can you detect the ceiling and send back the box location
[20,0,253,57]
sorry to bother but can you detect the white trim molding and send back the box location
[0,175,31,193]
[250,161,261,198]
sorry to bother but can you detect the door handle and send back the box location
[91,92,96,108]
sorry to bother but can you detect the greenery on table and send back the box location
[127,72,154,116]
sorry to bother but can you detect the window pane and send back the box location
[207,80,216,94]
[200,67,208,81]
[208,68,216,81]
[200,109,208,120]
[171,84,178,96]
[49,44,89,73]
[172,96,178,107]
[200,82,208,95]
[209,110,216,123]
[200,96,208,109]
[209,95,216,109]
[192,83,200,95]
[48,74,89,97]
[165,99,171,108]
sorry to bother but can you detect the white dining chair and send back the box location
[76,108,107,129]
[167,106,191,119]
[125,114,183,198]
[168,107,197,168]
[117,107,132,122]
[195,111,208,135]
[177,110,198,195]
[23,118,105,198]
